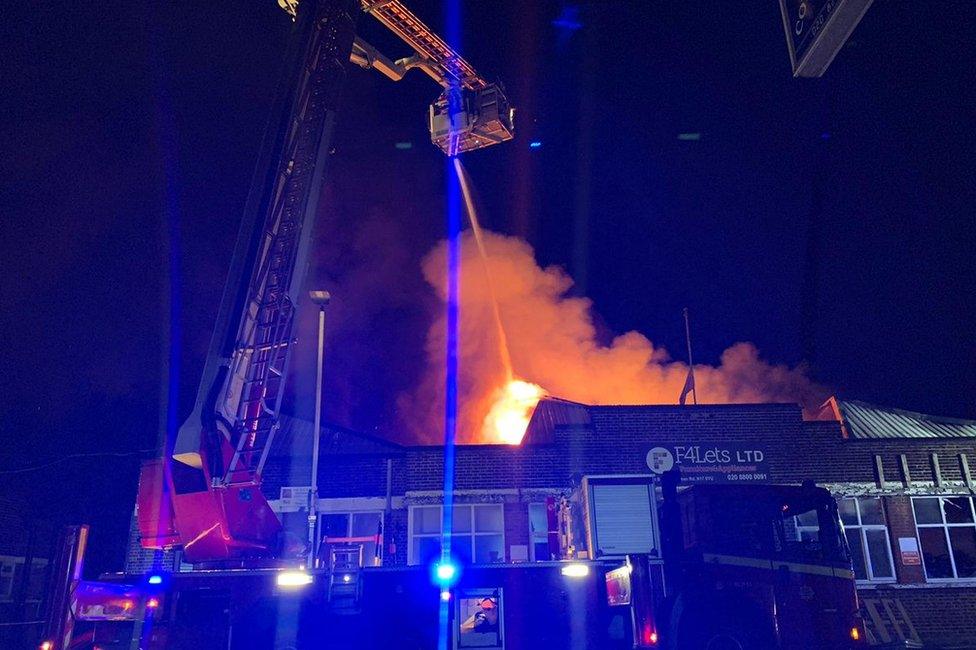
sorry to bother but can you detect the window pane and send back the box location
[453,537,474,565]
[529,503,548,534]
[474,506,504,533]
[913,498,943,525]
[846,529,867,580]
[532,541,551,562]
[919,528,953,578]
[865,529,893,579]
[414,507,441,535]
[413,536,441,565]
[795,510,819,528]
[322,513,350,538]
[453,506,472,533]
[943,497,975,524]
[475,534,505,563]
[858,498,885,526]
[838,499,858,526]
[948,528,976,578]
[352,512,382,537]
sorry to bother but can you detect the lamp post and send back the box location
[308,290,331,568]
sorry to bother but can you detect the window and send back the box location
[456,588,503,648]
[529,503,555,561]
[837,498,894,582]
[913,496,976,580]
[0,561,15,600]
[320,512,384,565]
[409,504,505,565]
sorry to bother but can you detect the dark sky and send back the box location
[1,1,974,571]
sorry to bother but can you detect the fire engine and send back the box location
[37,0,865,647]
[599,469,866,648]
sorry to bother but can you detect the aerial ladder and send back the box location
[136,0,513,565]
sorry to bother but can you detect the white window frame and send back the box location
[912,495,976,582]
[528,503,555,561]
[318,511,385,562]
[408,504,506,566]
[839,497,896,583]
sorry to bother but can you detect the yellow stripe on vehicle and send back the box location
[702,553,853,579]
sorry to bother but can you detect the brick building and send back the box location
[0,495,53,646]
[128,397,976,647]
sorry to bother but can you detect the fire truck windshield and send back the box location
[773,495,849,565]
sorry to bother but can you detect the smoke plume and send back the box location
[399,229,826,444]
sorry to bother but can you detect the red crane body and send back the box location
[137,0,513,564]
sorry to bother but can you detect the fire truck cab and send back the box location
[593,472,865,649]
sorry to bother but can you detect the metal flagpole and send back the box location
[683,307,698,405]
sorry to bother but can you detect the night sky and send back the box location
[1,1,974,572]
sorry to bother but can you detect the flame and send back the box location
[483,380,546,445]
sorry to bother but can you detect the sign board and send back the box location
[898,537,921,566]
[279,486,313,512]
[779,0,875,77]
[646,444,769,483]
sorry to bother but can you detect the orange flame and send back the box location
[483,380,546,445]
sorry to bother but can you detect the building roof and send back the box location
[522,397,806,444]
[835,399,976,440]
[521,397,591,444]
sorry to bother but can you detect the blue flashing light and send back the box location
[435,562,457,583]
[529,141,542,148]
[147,574,163,585]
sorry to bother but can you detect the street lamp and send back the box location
[308,290,331,568]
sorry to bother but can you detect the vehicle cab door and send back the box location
[771,498,851,648]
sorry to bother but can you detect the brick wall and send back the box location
[858,586,976,649]
[883,496,926,584]
[503,501,529,560]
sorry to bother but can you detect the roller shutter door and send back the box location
[590,483,656,556]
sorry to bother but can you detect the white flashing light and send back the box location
[147,574,163,585]
[276,570,313,588]
[40,642,53,650]
[342,574,352,583]
[440,590,452,602]
[560,563,590,578]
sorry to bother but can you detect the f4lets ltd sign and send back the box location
[646,444,769,483]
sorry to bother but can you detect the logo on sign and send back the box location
[644,443,769,483]
[646,447,674,474]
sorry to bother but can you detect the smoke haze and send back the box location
[399,229,827,444]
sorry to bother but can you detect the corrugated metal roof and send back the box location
[837,399,976,439]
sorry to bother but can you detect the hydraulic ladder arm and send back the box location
[137,0,513,565]
[138,0,360,564]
